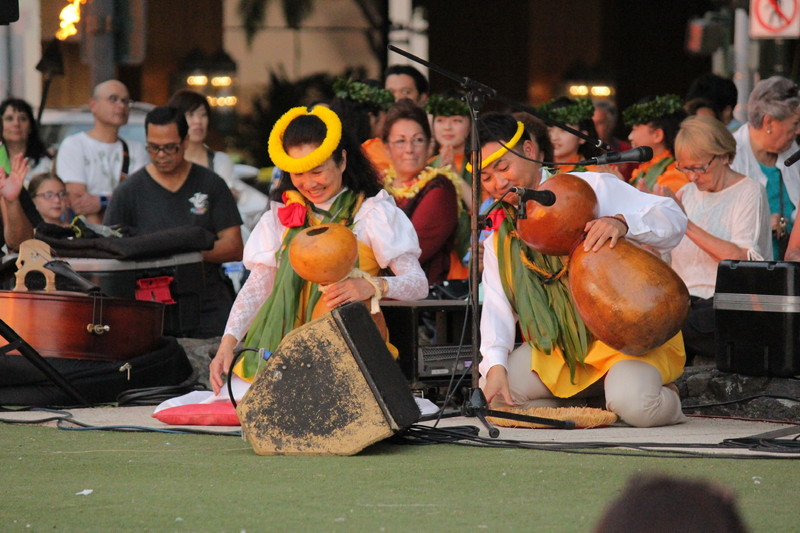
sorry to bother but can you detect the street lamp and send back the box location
[35,39,65,125]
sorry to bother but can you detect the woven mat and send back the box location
[487,406,618,429]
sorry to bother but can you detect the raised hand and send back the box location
[0,153,28,203]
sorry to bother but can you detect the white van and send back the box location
[38,102,154,151]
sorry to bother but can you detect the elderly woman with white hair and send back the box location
[731,76,800,259]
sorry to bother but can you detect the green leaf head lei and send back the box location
[333,78,394,114]
[424,93,470,117]
[537,98,594,126]
[622,94,682,127]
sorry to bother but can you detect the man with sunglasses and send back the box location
[55,79,149,224]
[104,106,243,338]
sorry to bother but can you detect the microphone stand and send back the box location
[388,45,579,435]
[387,46,612,154]
[388,45,491,394]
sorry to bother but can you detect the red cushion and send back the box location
[152,402,240,426]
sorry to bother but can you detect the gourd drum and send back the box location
[288,224,358,285]
[516,174,598,256]
[288,224,389,340]
[569,238,690,355]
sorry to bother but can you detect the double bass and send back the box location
[0,240,164,362]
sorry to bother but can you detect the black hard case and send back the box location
[714,260,800,377]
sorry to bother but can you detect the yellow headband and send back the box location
[466,121,525,173]
[268,106,343,173]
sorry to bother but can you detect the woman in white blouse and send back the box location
[656,115,772,364]
[208,106,428,397]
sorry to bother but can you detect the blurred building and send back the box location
[2,1,797,133]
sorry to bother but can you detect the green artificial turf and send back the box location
[0,425,797,532]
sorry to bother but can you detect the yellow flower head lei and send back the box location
[268,106,343,173]
[465,120,525,173]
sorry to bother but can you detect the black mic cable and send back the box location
[576,146,654,166]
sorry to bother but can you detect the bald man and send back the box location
[56,79,150,224]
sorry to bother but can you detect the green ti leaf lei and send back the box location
[493,202,592,383]
[622,94,682,127]
[239,189,363,380]
[424,93,470,117]
[333,78,394,113]
[537,98,594,126]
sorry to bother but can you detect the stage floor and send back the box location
[2,405,796,459]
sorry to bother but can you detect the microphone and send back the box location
[785,148,800,167]
[577,146,653,166]
[509,187,556,206]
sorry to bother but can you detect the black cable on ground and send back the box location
[55,416,241,436]
[4,408,799,457]
[116,372,208,406]
[391,423,800,459]
[682,393,800,410]
[0,407,241,436]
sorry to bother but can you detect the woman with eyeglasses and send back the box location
[730,76,800,260]
[382,98,464,285]
[28,173,70,226]
[0,98,52,183]
[655,115,771,364]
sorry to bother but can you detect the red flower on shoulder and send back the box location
[485,208,506,232]
[277,191,307,227]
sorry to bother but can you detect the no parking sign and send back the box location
[750,0,800,38]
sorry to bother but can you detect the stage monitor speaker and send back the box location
[236,302,420,456]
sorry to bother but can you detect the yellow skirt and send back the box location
[530,332,686,398]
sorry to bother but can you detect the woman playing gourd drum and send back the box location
[209,106,428,395]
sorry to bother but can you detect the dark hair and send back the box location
[167,89,212,116]
[270,106,382,201]
[685,73,738,116]
[593,474,748,533]
[512,111,555,163]
[478,112,526,147]
[543,97,602,159]
[635,95,687,154]
[145,106,189,139]
[27,172,64,197]
[477,112,554,164]
[0,98,49,165]
[329,97,374,145]
[384,65,429,96]
[684,97,718,118]
[382,98,431,142]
